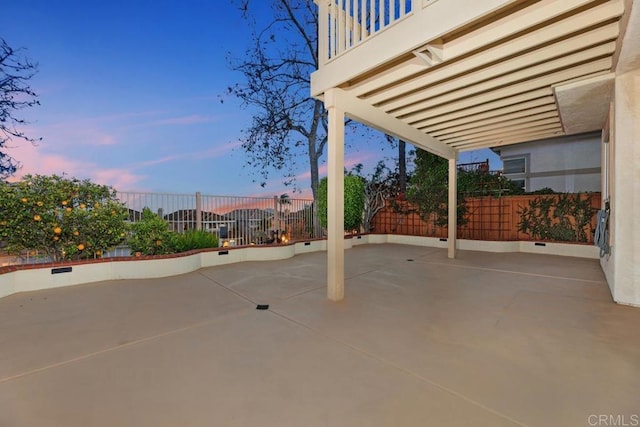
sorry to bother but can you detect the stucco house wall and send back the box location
[494,132,602,193]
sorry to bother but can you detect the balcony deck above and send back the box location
[311,0,631,152]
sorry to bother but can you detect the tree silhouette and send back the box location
[226,0,326,201]
[1,38,40,180]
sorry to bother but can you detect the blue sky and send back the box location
[4,1,499,198]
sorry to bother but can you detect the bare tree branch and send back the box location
[1,38,40,179]
[226,0,325,201]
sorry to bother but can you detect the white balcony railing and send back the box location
[317,0,413,65]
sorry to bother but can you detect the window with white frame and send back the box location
[503,155,528,191]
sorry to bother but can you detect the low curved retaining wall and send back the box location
[0,235,598,299]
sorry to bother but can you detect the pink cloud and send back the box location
[144,114,219,127]
[132,154,184,169]
[5,143,146,190]
[293,151,379,182]
[35,122,119,147]
[26,110,168,149]
[92,169,147,191]
[200,140,243,158]
[245,187,314,200]
[88,110,165,122]
[126,141,242,170]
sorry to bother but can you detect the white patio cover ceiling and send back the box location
[330,0,631,152]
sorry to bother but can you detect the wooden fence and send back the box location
[370,193,602,243]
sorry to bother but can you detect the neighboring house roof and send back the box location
[224,209,272,220]
[127,209,143,221]
[164,209,226,222]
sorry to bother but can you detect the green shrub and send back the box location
[517,193,594,242]
[171,230,219,252]
[317,175,365,232]
[127,208,174,255]
[0,174,128,262]
[406,150,468,227]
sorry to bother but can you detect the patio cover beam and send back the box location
[326,88,455,160]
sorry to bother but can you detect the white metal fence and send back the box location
[118,191,318,246]
[0,192,318,267]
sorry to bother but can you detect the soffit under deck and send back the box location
[335,0,628,152]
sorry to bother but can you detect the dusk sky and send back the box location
[4,1,499,199]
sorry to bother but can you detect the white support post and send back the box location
[326,89,345,301]
[448,157,457,259]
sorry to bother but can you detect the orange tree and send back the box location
[0,174,128,262]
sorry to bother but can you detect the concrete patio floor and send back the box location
[1,244,638,426]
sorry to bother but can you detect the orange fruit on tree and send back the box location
[33,215,42,221]
[37,201,44,207]
[53,227,62,234]
[53,236,59,241]
[65,207,72,213]
[21,197,28,203]
[73,230,79,236]
[79,203,86,209]
[77,244,85,251]
[61,200,68,206]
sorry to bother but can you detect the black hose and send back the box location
[594,208,610,257]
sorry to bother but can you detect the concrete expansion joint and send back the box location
[0,310,245,386]
[2,271,278,387]
[197,271,260,307]
[267,306,527,427]
[281,285,327,300]
[420,260,607,284]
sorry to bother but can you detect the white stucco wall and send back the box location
[0,236,598,300]
[600,69,640,307]
[497,132,602,192]
[527,173,601,193]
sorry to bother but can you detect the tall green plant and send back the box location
[406,150,468,228]
[318,175,365,232]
